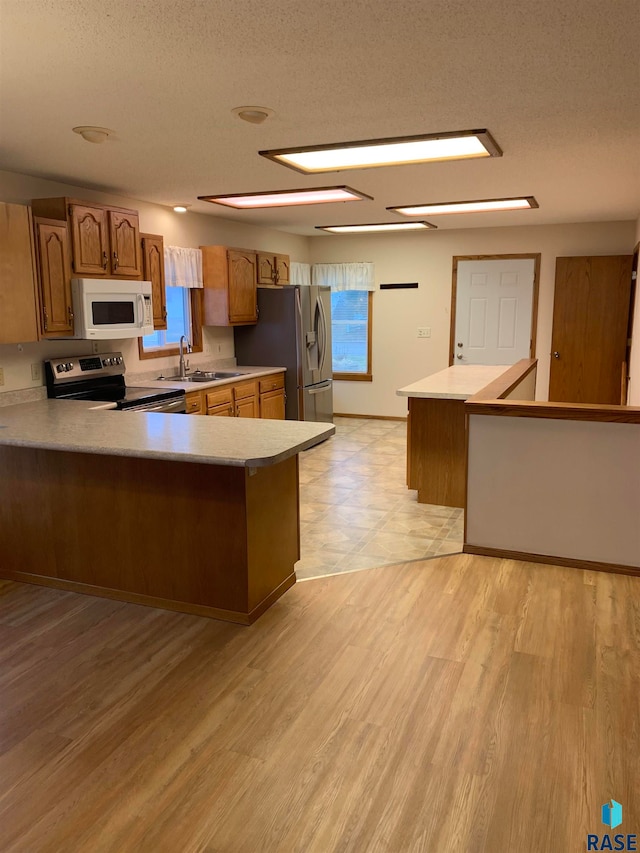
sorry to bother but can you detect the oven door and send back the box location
[122,397,187,414]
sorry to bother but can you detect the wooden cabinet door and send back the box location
[227,250,257,323]
[69,204,109,275]
[235,396,258,417]
[109,210,141,276]
[141,234,166,329]
[257,252,276,285]
[0,203,39,344]
[260,389,285,419]
[34,218,73,337]
[274,253,290,284]
[549,255,633,404]
[208,403,234,416]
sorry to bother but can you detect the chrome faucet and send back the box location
[178,335,191,379]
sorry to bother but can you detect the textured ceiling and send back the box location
[0,0,639,235]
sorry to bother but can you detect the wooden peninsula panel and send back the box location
[407,397,466,506]
[0,446,299,624]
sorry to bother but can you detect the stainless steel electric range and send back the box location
[45,352,186,413]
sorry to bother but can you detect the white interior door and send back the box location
[454,258,535,364]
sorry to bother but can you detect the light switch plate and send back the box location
[0,367,4,386]
[417,327,431,338]
[31,363,41,381]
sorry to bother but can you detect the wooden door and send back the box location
[227,250,257,323]
[260,389,285,419]
[141,234,166,329]
[109,210,141,276]
[34,218,73,337]
[0,203,39,344]
[274,253,290,284]
[453,257,537,364]
[69,204,109,275]
[549,255,633,404]
[236,396,258,417]
[257,253,276,285]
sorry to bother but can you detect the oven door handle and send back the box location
[125,398,186,413]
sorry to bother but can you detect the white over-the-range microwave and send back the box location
[68,278,155,339]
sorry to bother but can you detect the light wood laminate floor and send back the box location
[297,417,463,579]
[0,553,638,852]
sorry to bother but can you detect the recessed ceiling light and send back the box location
[388,196,539,216]
[173,204,191,213]
[197,186,372,209]
[72,125,114,144]
[232,106,274,124]
[259,129,502,174]
[315,221,436,234]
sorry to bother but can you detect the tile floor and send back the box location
[295,416,464,580]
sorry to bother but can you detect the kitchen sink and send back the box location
[157,371,245,382]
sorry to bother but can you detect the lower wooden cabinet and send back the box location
[259,374,286,419]
[185,373,285,419]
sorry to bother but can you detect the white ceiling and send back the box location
[1,0,639,236]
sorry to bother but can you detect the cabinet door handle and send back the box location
[102,251,108,270]
[228,406,233,416]
[113,251,119,271]
[43,306,48,331]
[68,305,74,322]
[162,306,167,320]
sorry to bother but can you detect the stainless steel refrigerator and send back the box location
[234,285,333,423]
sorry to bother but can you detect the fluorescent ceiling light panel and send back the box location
[259,130,502,173]
[316,221,436,234]
[389,196,539,216]
[198,186,372,208]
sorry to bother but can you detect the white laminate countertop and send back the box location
[0,400,334,468]
[397,365,510,400]
[128,365,286,392]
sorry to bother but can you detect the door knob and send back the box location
[553,351,560,359]
[456,353,464,360]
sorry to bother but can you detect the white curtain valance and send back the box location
[164,246,203,288]
[312,262,375,291]
[290,262,311,286]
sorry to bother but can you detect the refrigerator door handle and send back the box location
[307,379,332,394]
[316,294,329,373]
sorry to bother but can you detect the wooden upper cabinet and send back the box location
[141,233,166,329]
[0,203,39,344]
[257,251,290,285]
[34,217,73,337]
[31,198,142,278]
[110,210,141,276]
[69,204,109,275]
[228,250,258,323]
[274,253,290,284]
[201,245,257,326]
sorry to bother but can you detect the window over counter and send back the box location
[138,245,204,360]
[331,290,373,381]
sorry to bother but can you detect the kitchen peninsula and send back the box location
[398,361,537,507]
[0,402,334,624]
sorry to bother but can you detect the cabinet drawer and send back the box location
[207,402,234,417]
[206,387,233,408]
[233,379,258,400]
[259,374,285,394]
[185,392,204,414]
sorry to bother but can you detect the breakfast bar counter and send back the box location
[397,363,536,507]
[0,401,334,624]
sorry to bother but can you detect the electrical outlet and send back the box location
[92,342,99,354]
[31,363,42,381]
[417,327,431,338]
[0,367,4,386]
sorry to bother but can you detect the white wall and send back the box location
[310,221,636,417]
[466,414,640,568]
[627,217,640,406]
[0,169,310,393]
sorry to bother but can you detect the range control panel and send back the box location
[46,352,125,382]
